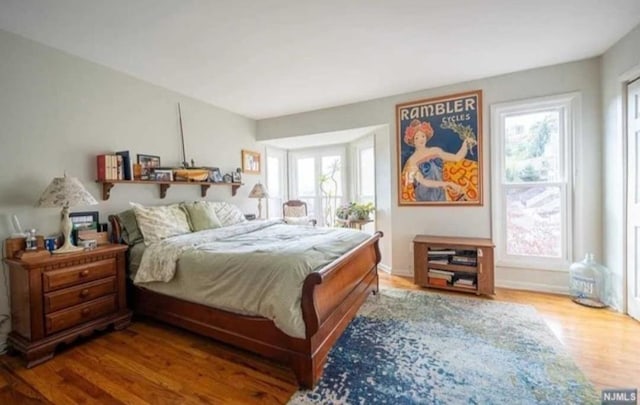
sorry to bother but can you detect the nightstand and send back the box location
[3,241,131,367]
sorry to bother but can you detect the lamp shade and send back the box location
[249,183,269,199]
[37,175,98,254]
[37,175,98,208]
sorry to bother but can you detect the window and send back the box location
[289,147,346,227]
[491,93,578,270]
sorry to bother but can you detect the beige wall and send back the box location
[0,30,262,347]
[602,24,640,310]
[258,58,603,293]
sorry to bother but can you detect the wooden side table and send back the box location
[3,240,131,367]
[336,218,373,230]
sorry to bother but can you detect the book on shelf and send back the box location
[116,154,123,180]
[452,280,476,288]
[427,259,449,265]
[97,154,118,181]
[449,255,477,266]
[454,278,475,286]
[428,277,449,287]
[96,154,107,181]
[427,269,455,276]
[116,151,132,180]
[427,272,452,281]
[427,249,456,256]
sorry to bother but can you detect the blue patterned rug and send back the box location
[289,288,598,404]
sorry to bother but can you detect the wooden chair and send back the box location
[282,200,317,226]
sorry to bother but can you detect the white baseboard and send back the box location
[495,280,569,295]
[381,266,569,295]
[389,267,413,277]
[378,263,392,273]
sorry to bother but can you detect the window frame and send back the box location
[288,145,347,226]
[491,93,579,271]
[265,147,287,219]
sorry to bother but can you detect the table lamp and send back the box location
[37,174,99,254]
[248,183,269,219]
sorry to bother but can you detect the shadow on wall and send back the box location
[0,176,45,207]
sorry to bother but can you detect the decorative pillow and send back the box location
[130,202,191,245]
[116,209,143,246]
[181,201,223,232]
[210,202,247,227]
[284,205,307,218]
[284,216,312,225]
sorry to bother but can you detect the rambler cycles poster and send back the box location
[397,90,482,206]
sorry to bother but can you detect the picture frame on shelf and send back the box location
[241,150,261,174]
[137,154,161,180]
[233,168,242,183]
[208,167,223,183]
[154,169,173,182]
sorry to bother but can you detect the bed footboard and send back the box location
[295,231,382,387]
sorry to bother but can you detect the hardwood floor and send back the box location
[1,273,638,404]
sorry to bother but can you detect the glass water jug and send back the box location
[569,253,609,308]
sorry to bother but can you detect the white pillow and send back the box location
[130,202,191,245]
[210,202,247,227]
[284,216,312,225]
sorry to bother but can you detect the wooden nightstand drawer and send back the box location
[43,258,116,292]
[44,277,116,313]
[45,295,117,335]
[4,243,131,367]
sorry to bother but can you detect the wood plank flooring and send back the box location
[1,273,638,404]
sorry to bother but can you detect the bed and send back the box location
[109,214,382,388]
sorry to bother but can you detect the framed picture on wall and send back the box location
[396,89,483,206]
[241,150,261,174]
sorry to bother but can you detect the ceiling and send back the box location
[1,1,639,120]
[261,125,382,150]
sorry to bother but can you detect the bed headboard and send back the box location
[108,215,125,244]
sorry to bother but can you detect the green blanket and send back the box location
[135,219,370,337]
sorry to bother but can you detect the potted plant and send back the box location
[337,202,375,222]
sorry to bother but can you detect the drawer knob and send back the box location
[81,308,91,317]
[79,289,90,298]
[80,270,90,278]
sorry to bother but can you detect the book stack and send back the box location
[453,276,476,290]
[449,255,478,266]
[96,151,132,181]
[427,269,454,286]
[427,248,456,257]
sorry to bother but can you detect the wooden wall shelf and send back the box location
[96,180,242,200]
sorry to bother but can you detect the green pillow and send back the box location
[181,201,223,232]
[117,209,144,245]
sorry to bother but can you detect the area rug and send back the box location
[289,288,599,404]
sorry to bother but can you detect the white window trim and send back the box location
[265,147,287,219]
[351,135,375,203]
[491,92,579,272]
[289,145,347,225]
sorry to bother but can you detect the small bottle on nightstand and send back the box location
[25,229,37,250]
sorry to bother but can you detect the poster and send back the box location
[396,90,483,206]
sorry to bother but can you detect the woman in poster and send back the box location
[401,119,474,201]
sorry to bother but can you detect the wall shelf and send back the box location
[96,180,242,200]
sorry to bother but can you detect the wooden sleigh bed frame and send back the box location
[109,215,382,388]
